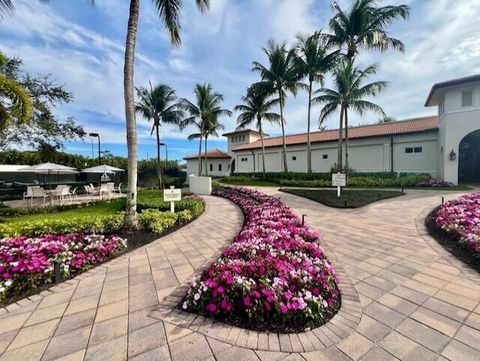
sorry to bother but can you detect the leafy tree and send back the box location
[234,86,280,173]
[252,40,301,172]
[314,59,387,170]
[327,0,410,59]
[294,32,338,173]
[180,83,231,175]
[0,52,32,135]
[135,82,183,188]
[0,52,84,150]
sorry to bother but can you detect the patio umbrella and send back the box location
[81,165,125,174]
[22,162,78,188]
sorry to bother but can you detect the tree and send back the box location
[314,59,387,171]
[0,52,83,150]
[122,0,209,229]
[252,40,301,173]
[203,117,224,176]
[294,32,338,173]
[327,0,410,59]
[0,52,32,134]
[135,82,183,189]
[234,86,280,173]
[180,83,231,175]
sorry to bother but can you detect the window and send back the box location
[240,157,248,162]
[322,154,328,159]
[405,147,422,154]
[218,164,222,171]
[291,156,297,161]
[209,164,213,172]
[462,90,473,107]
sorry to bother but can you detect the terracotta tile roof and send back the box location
[183,148,231,160]
[232,116,439,151]
[425,73,480,106]
[222,128,264,136]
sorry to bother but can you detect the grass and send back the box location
[219,179,279,187]
[281,188,404,208]
[0,189,166,225]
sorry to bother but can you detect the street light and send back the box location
[89,132,101,166]
[159,142,168,169]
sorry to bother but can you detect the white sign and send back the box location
[332,173,346,187]
[163,188,182,202]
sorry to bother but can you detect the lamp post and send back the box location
[159,142,168,169]
[89,132,101,166]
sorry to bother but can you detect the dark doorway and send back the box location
[231,159,235,174]
[459,129,480,183]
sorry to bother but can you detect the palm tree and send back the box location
[203,117,224,176]
[234,86,280,173]
[0,52,32,134]
[327,0,410,60]
[135,82,183,189]
[122,0,209,229]
[294,31,338,173]
[252,40,300,173]
[313,59,387,171]
[180,83,231,175]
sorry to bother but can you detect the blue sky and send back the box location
[1,0,480,162]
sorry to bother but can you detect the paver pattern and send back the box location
[0,189,479,360]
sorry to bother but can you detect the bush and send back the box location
[0,213,124,238]
[183,187,340,332]
[138,210,178,234]
[0,233,127,301]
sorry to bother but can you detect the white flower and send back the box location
[194,293,200,301]
[182,301,188,309]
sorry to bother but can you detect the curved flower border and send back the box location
[182,186,341,333]
[435,193,480,258]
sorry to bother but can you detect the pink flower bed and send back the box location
[182,187,340,332]
[0,233,126,300]
[436,193,480,257]
[417,179,454,187]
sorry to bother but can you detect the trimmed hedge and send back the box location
[221,172,432,188]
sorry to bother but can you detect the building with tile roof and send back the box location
[184,75,480,184]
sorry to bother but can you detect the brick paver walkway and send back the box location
[0,190,479,361]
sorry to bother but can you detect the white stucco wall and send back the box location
[233,131,438,176]
[186,158,231,177]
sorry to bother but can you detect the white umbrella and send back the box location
[22,162,78,189]
[81,165,125,174]
[25,162,78,174]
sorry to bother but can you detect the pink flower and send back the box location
[243,296,251,307]
[207,303,217,313]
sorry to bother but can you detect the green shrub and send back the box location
[138,209,178,234]
[177,210,193,223]
[0,213,124,238]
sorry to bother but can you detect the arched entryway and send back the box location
[230,159,235,174]
[458,129,480,183]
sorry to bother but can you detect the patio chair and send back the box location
[50,185,71,205]
[23,186,40,201]
[99,183,111,200]
[113,183,122,194]
[30,187,49,207]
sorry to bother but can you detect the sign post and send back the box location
[331,172,346,198]
[163,186,182,213]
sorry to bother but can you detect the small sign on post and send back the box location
[332,172,346,198]
[163,186,182,213]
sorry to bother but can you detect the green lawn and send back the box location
[281,188,404,208]
[0,190,166,225]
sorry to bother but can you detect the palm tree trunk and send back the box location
[337,105,344,170]
[204,136,208,176]
[259,117,266,174]
[123,0,139,229]
[155,123,162,189]
[307,80,312,173]
[279,91,288,172]
[197,134,203,176]
[344,107,349,172]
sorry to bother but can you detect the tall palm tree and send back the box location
[122,0,209,228]
[313,60,387,171]
[234,86,280,173]
[252,40,300,173]
[328,0,410,60]
[294,31,338,173]
[202,117,224,176]
[0,52,32,134]
[135,82,183,189]
[180,83,231,175]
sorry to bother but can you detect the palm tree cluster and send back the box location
[1,0,410,229]
[236,0,410,174]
